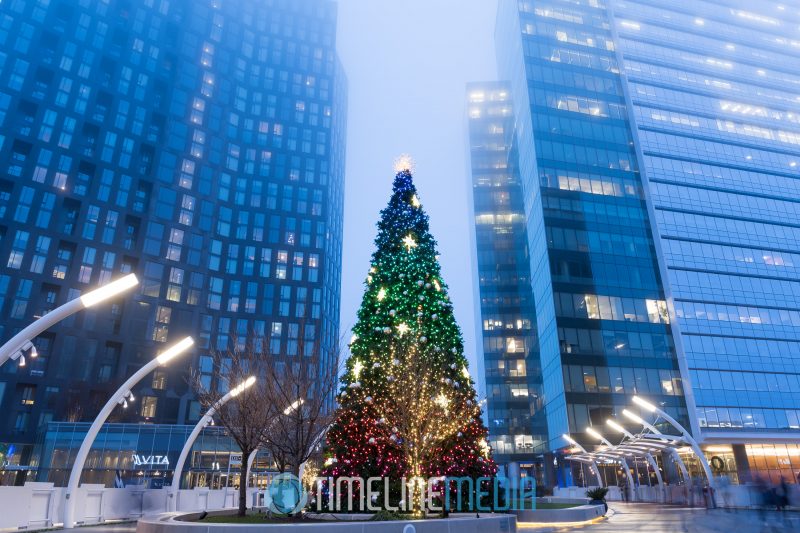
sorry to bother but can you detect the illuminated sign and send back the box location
[132,454,170,467]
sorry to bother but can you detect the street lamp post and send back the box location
[607,419,665,501]
[562,434,603,487]
[622,408,690,486]
[0,274,138,368]
[632,396,715,491]
[168,376,257,511]
[244,398,305,487]
[586,427,636,501]
[63,336,194,528]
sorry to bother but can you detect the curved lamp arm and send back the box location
[63,336,193,528]
[632,396,715,490]
[169,376,256,511]
[0,275,138,367]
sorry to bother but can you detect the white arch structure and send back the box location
[563,396,714,505]
[63,336,194,528]
[561,434,603,487]
[0,274,138,368]
[632,396,715,491]
[168,376,257,511]
[607,420,664,501]
[585,427,636,501]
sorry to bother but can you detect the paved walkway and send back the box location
[46,524,137,533]
[43,504,800,533]
[517,503,800,532]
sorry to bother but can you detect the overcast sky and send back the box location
[336,0,499,376]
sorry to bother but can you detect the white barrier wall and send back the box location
[555,484,800,508]
[0,483,259,530]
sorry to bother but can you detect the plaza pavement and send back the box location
[44,503,800,533]
[517,502,800,532]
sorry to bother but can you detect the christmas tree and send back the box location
[323,157,496,512]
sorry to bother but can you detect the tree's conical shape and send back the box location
[323,168,496,506]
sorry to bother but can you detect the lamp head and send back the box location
[156,336,194,364]
[632,396,657,412]
[284,398,304,415]
[622,409,645,425]
[80,274,139,308]
[562,433,577,445]
[230,376,257,397]
[585,427,604,441]
[607,419,627,434]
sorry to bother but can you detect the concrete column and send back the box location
[544,452,557,489]
[732,444,751,484]
[661,450,680,484]
[508,462,520,490]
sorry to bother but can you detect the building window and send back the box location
[20,385,36,405]
[152,369,167,390]
[152,305,171,342]
[140,396,157,418]
[14,412,29,433]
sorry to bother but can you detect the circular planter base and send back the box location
[137,510,518,533]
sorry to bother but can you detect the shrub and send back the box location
[586,487,609,501]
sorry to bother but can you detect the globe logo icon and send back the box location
[267,473,307,514]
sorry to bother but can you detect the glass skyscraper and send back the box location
[466,82,548,482]
[482,0,800,485]
[612,0,800,482]
[0,0,346,483]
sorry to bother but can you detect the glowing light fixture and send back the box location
[632,396,657,413]
[80,274,139,308]
[156,336,195,364]
[284,398,304,415]
[585,427,604,441]
[230,376,257,397]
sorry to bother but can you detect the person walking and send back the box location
[777,476,790,511]
[717,474,732,511]
[618,477,628,503]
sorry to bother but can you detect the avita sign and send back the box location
[132,454,170,467]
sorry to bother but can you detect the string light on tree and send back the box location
[393,153,415,173]
[353,359,364,380]
[434,393,450,411]
[322,160,497,513]
[402,234,417,251]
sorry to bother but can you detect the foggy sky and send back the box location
[336,0,499,377]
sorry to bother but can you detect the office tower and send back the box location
[466,82,548,481]
[490,0,800,484]
[611,0,800,481]
[0,0,346,486]
[495,0,688,455]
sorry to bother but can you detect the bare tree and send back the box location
[381,339,474,514]
[259,325,342,479]
[191,339,279,517]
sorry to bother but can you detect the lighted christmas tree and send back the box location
[323,157,496,511]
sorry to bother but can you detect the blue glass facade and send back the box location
[489,0,800,483]
[495,0,688,453]
[466,82,548,471]
[609,0,800,477]
[0,0,346,481]
[31,422,277,489]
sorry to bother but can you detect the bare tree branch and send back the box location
[190,336,279,517]
[259,322,343,478]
